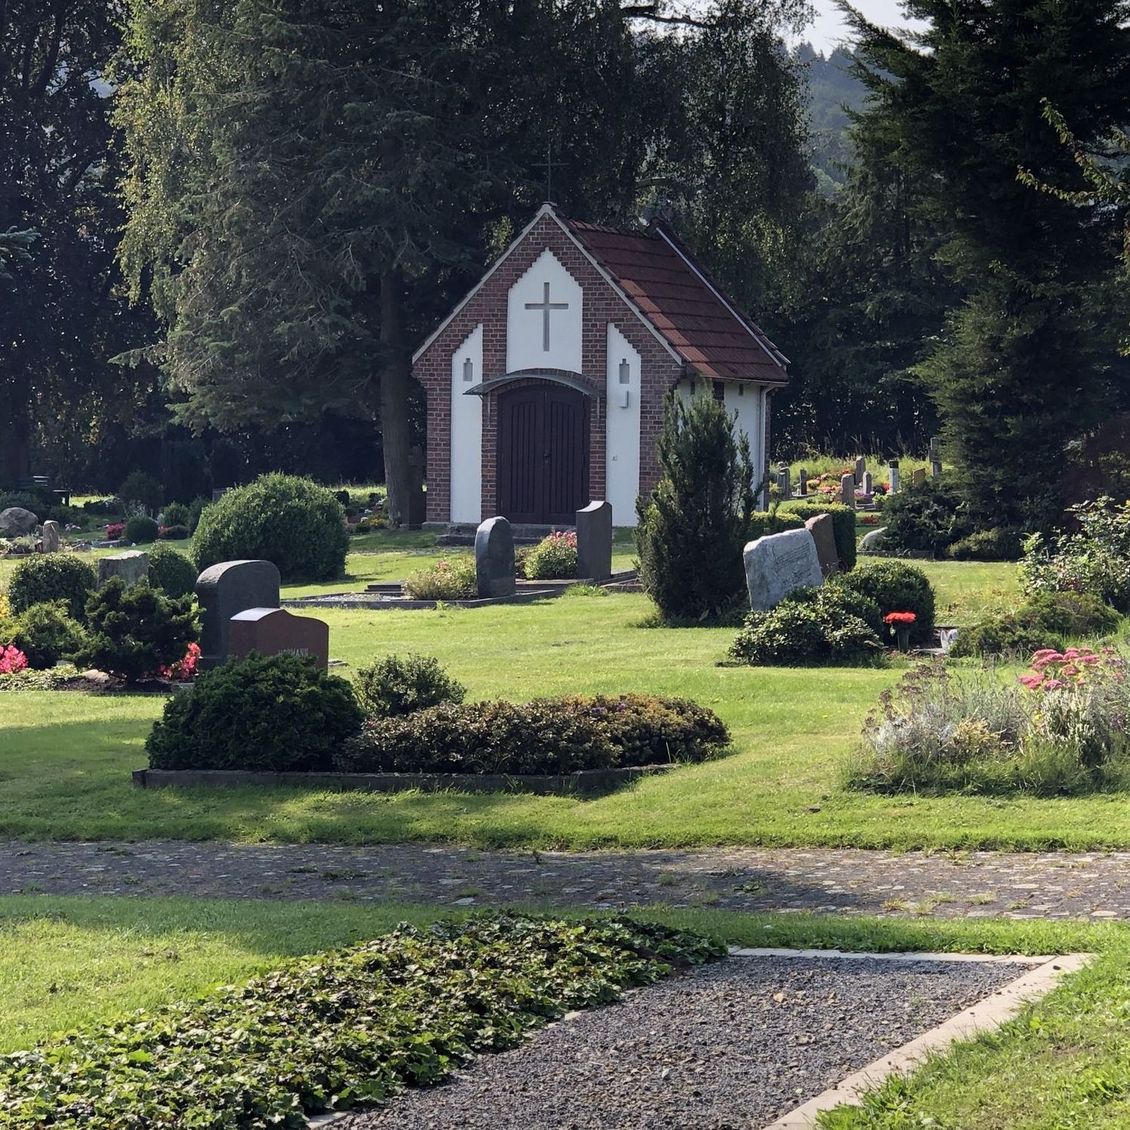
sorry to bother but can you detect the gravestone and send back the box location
[228,608,329,671]
[576,500,613,581]
[475,516,515,598]
[804,514,839,578]
[840,473,855,507]
[888,459,901,494]
[860,527,887,554]
[776,463,791,500]
[798,467,808,497]
[211,488,230,502]
[0,507,37,536]
[743,527,824,611]
[861,471,873,497]
[97,550,148,587]
[195,559,281,669]
[40,520,62,552]
[929,436,942,478]
[912,468,927,487]
[854,456,866,482]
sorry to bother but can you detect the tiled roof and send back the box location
[566,218,788,383]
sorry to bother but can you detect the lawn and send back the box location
[1,894,1127,1128]
[2,557,1126,851]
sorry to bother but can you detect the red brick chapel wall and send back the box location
[414,213,682,524]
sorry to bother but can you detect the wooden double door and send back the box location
[496,385,589,525]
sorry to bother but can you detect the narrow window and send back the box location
[462,358,473,383]
[712,380,725,402]
[618,359,630,385]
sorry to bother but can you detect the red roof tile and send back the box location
[566,218,787,383]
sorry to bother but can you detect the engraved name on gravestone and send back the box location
[576,500,613,581]
[228,608,329,671]
[195,559,281,669]
[804,514,840,578]
[97,550,149,587]
[743,527,824,611]
[475,516,516,598]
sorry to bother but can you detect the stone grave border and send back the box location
[132,762,673,797]
[282,571,638,612]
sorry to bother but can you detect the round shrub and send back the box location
[880,478,970,555]
[949,591,1120,659]
[787,582,884,638]
[10,602,87,669]
[146,652,363,771]
[1024,591,1121,637]
[161,501,190,528]
[74,578,198,683]
[523,531,578,580]
[147,543,199,599]
[7,554,96,621]
[125,515,160,544]
[119,470,163,515]
[838,560,936,645]
[946,527,1024,562]
[193,473,348,582]
[728,599,884,667]
[355,654,466,718]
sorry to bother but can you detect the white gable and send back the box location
[605,324,641,527]
[506,248,583,374]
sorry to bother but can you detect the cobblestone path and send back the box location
[2,841,1130,919]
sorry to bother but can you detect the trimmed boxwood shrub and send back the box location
[75,578,198,683]
[193,473,348,582]
[10,602,87,669]
[146,543,199,598]
[779,501,857,571]
[946,527,1024,562]
[837,560,936,645]
[0,914,722,1130]
[336,693,731,775]
[7,553,96,621]
[161,501,191,528]
[147,652,362,771]
[355,653,466,718]
[124,514,159,544]
[728,592,884,667]
[879,478,971,555]
[746,510,805,539]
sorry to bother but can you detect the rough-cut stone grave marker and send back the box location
[576,500,613,581]
[195,559,281,668]
[40,520,62,552]
[475,516,515,598]
[840,473,855,507]
[743,527,824,611]
[0,507,37,536]
[97,550,149,587]
[804,514,839,578]
[228,607,329,671]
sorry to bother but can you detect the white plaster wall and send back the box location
[605,324,642,527]
[450,325,483,524]
[506,248,583,374]
[725,381,764,474]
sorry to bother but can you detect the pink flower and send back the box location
[1018,674,1043,689]
[1043,678,1065,690]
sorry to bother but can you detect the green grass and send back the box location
[2,894,1128,1130]
[4,561,1130,851]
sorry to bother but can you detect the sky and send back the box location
[803,0,927,55]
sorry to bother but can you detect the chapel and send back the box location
[414,203,788,528]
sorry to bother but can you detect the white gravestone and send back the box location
[743,528,824,612]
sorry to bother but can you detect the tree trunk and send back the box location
[0,413,31,487]
[379,268,414,527]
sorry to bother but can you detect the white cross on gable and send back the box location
[525,281,569,351]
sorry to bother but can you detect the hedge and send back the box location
[779,501,857,571]
[337,694,731,775]
[0,915,723,1129]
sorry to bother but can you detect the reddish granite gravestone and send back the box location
[228,608,329,671]
[195,559,281,669]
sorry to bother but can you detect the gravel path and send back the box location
[2,840,1129,920]
[338,955,1022,1129]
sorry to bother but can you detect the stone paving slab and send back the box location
[1,840,1129,919]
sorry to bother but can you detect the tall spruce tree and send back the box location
[845,0,1130,531]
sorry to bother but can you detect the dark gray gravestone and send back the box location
[475,517,515,598]
[804,513,839,578]
[97,550,148,587]
[195,560,281,669]
[576,500,613,581]
[228,608,329,671]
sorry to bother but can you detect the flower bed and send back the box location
[0,914,723,1129]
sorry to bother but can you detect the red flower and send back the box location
[883,611,917,625]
